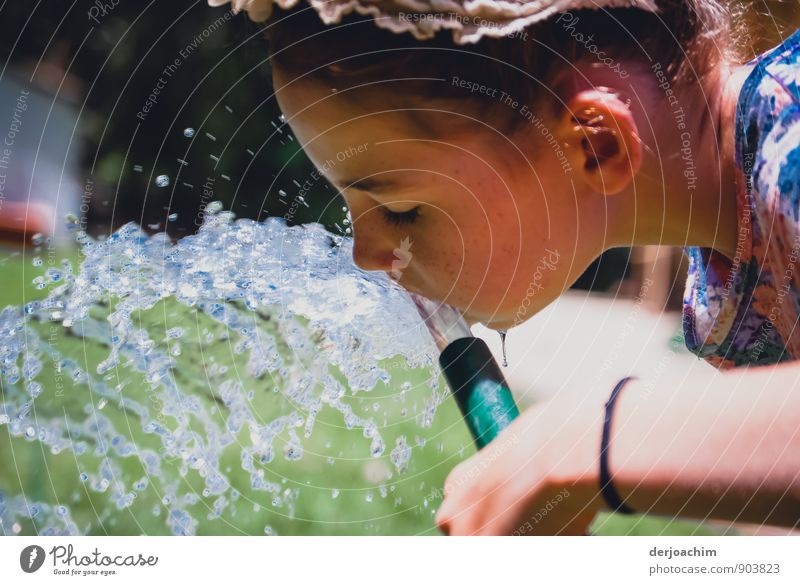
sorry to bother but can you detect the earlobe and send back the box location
[561,89,642,195]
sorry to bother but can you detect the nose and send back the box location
[348,200,398,273]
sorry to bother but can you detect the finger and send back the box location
[442,452,489,498]
[435,505,453,535]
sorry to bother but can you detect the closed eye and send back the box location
[382,206,420,226]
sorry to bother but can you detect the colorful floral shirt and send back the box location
[683,27,800,368]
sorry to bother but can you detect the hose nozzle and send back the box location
[409,293,519,448]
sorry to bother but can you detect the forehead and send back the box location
[273,71,450,179]
[274,68,435,135]
[271,64,518,192]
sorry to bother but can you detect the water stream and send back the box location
[0,209,465,535]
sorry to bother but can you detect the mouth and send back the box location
[387,273,505,330]
[387,272,425,296]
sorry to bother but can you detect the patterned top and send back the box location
[683,27,800,368]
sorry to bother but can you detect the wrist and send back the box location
[603,375,686,517]
[537,392,607,515]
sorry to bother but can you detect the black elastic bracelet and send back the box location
[599,376,637,515]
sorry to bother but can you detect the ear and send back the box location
[559,88,642,195]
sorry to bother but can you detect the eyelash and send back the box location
[382,206,420,226]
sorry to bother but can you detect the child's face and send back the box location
[273,68,599,329]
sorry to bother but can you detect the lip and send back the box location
[387,272,424,296]
[387,272,496,329]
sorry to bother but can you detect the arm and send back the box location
[435,362,800,535]
[613,361,800,527]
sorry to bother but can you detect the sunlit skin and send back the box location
[271,54,800,536]
[273,59,742,330]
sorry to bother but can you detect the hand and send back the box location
[435,393,608,535]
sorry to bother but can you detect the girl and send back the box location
[210,0,800,534]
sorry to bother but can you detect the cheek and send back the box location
[420,196,530,300]
[447,193,562,317]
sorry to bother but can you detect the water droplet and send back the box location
[370,435,385,457]
[284,444,303,461]
[31,232,44,246]
[390,436,411,473]
[32,257,42,267]
[80,472,88,481]
[168,213,178,221]
[183,127,195,138]
[331,488,339,499]
[155,175,170,188]
[498,329,508,367]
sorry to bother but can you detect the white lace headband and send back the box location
[209,0,658,44]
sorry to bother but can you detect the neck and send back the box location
[608,60,753,259]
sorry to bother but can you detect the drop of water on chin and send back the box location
[498,329,508,367]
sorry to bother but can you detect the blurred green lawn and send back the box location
[0,245,724,536]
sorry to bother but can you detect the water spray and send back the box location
[409,293,520,449]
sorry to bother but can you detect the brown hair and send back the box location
[265,1,737,131]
